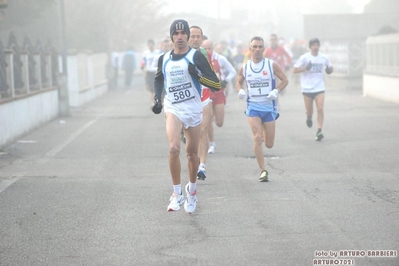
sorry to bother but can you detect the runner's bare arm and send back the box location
[236,66,245,92]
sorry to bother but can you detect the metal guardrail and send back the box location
[321,40,365,78]
[0,33,58,101]
[365,33,399,77]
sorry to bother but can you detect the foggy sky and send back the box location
[163,0,371,42]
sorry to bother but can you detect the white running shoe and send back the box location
[184,184,197,214]
[167,192,184,212]
[207,145,216,154]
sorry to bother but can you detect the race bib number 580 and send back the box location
[169,82,195,104]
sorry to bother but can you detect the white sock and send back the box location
[210,142,215,147]
[189,182,196,194]
[173,184,181,195]
[199,163,206,171]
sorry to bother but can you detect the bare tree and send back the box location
[0,0,58,43]
[0,0,56,28]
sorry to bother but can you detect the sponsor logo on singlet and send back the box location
[169,82,192,93]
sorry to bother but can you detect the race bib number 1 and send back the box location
[248,82,270,98]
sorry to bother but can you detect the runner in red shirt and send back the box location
[263,34,291,98]
[202,39,236,154]
[263,34,291,73]
[189,26,214,181]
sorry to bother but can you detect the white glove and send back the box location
[238,89,246,100]
[266,89,279,100]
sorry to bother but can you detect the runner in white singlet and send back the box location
[152,19,221,214]
[236,36,288,182]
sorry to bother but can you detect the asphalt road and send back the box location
[0,76,398,266]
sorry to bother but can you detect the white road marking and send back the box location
[38,119,98,164]
[0,178,19,194]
